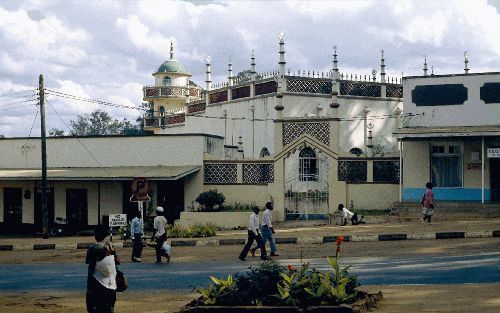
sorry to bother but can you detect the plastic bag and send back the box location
[161,242,171,257]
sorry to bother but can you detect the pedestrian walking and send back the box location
[239,206,270,261]
[421,182,435,223]
[130,210,144,262]
[151,206,168,264]
[86,225,120,313]
[251,202,279,257]
[338,203,365,225]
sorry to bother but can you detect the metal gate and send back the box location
[284,149,329,220]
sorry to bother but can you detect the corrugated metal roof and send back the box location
[0,165,200,181]
[394,125,500,138]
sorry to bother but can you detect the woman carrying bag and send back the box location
[86,226,123,313]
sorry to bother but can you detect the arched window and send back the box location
[260,147,270,157]
[299,147,318,181]
[159,106,165,115]
[163,76,172,86]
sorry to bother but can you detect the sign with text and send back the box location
[487,148,500,158]
[130,177,150,202]
[109,214,127,227]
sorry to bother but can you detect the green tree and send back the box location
[48,128,65,136]
[235,70,262,83]
[195,190,225,212]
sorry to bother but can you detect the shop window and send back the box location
[431,144,463,187]
[299,147,318,181]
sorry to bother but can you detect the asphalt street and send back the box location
[1,252,499,292]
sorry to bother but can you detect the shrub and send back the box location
[219,201,256,212]
[167,223,218,238]
[195,190,225,212]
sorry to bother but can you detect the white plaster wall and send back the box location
[346,183,399,210]
[202,184,270,207]
[403,73,500,127]
[157,93,401,158]
[402,141,430,188]
[99,182,123,220]
[0,135,206,169]
[154,73,189,87]
[177,211,249,229]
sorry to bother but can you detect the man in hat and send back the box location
[151,206,168,263]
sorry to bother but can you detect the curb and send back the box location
[1,230,498,251]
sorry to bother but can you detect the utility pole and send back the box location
[39,74,49,239]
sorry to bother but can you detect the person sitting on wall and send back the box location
[338,203,365,226]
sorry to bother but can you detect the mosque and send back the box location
[0,34,498,233]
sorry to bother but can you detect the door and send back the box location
[3,188,23,225]
[66,189,88,230]
[34,188,55,231]
[156,180,184,224]
[490,158,500,201]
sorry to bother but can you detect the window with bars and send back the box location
[373,160,400,184]
[338,161,367,183]
[299,147,318,181]
[431,144,463,187]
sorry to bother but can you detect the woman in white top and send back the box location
[338,203,365,226]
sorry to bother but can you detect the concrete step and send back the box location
[392,201,500,219]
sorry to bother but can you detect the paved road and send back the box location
[1,252,499,291]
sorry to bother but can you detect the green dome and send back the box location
[157,59,187,73]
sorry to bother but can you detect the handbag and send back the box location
[116,269,128,292]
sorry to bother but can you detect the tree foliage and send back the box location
[235,70,262,83]
[195,190,225,211]
[49,109,150,137]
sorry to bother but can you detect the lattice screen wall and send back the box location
[242,164,274,184]
[283,122,330,146]
[204,164,237,183]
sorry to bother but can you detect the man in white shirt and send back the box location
[251,202,278,257]
[151,206,168,263]
[239,206,270,261]
[338,203,364,225]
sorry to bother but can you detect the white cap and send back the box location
[156,206,164,213]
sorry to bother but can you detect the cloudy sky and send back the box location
[1,0,499,137]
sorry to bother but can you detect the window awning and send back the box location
[393,125,500,139]
[0,165,201,181]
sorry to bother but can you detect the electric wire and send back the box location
[23,109,39,148]
[45,98,122,188]
[0,89,36,98]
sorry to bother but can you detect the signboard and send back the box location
[130,177,150,202]
[467,163,481,170]
[109,214,127,227]
[487,148,500,158]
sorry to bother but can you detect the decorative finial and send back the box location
[278,32,285,43]
[464,51,469,74]
[367,122,374,130]
[423,55,428,76]
[372,69,377,81]
[228,56,232,65]
[205,55,212,64]
[334,45,337,54]
[381,49,384,58]
[431,65,434,75]
[170,39,174,60]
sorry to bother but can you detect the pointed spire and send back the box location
[423,56,428,76]
[332,45,339,74]
[278,32,286,78]
[228,56,233,87]
[250,49,256,81]
[170,40,174,60]
[380,49,386,83]
[464,51,470,74]
[431,65,434,76]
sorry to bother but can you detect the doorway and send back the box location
[490,158,500,201]
[3,188,23,226]
[156,180,184,224]
[34,188,55,231]
[66,188,88,230]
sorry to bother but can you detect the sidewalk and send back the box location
[1,218,499,251]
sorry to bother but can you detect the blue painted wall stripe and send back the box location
[403,188,491,201]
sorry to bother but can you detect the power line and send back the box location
[45,98,122,188]
[0,103,37,112]
[0,98,38,107]
[45,89,147,112]
[0,89,36,98]
[24,109,39,148]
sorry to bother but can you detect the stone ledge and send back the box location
[323,236,351,243]
[435,232,465,239]
[378,234,407,241]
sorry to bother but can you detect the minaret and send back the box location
[278,32,286,78]
[205,56,212,106]
[464,51,470,74]
[251,49,256,81]
[380,50,386,83]
[423,56,428,76]
[228,57,233,87]
[332,46,339,74]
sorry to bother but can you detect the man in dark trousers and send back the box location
[130,210,144,262]
[239,206,270,261]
